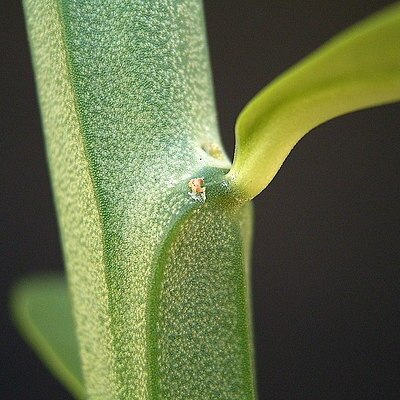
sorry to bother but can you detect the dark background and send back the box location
[1,1,399,399]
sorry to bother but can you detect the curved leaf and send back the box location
[11,275,84,399]
[227,2,400,200]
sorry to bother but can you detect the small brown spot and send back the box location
[188,177,206,202]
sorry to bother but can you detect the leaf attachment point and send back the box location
[227,3,400,201]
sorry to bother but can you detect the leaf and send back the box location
[11,275,84,399]
[227,2,400,200]
[22,1,255,399]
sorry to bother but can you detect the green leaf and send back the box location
[11,275,84,399]
[227,2,400,200]
[23,1,255,399]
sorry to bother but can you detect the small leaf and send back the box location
[227,3,400,200]
[11,275,84,399]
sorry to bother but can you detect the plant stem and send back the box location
[23,0,256,398]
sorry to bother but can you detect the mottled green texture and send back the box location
[11,275,84,399]
[22,0,255,399]
[155,202,254,400]
[228,2,400,200]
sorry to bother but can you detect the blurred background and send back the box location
[1,1,399,399]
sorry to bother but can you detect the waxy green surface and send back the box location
[20,0,255,399]
[16,1,400,399]
[228,2,400,200]
[12,275,84,398]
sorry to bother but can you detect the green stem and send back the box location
[23,0,256,398]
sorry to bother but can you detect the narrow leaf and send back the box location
[11,275,84,399]
[227,3,400,200]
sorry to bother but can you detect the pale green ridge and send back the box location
[23,1,255,399]
[147,172,255,400]
[24,0,117,397]
[227,2,400,200]
[11,275,84,399]
[155,201,255,400]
